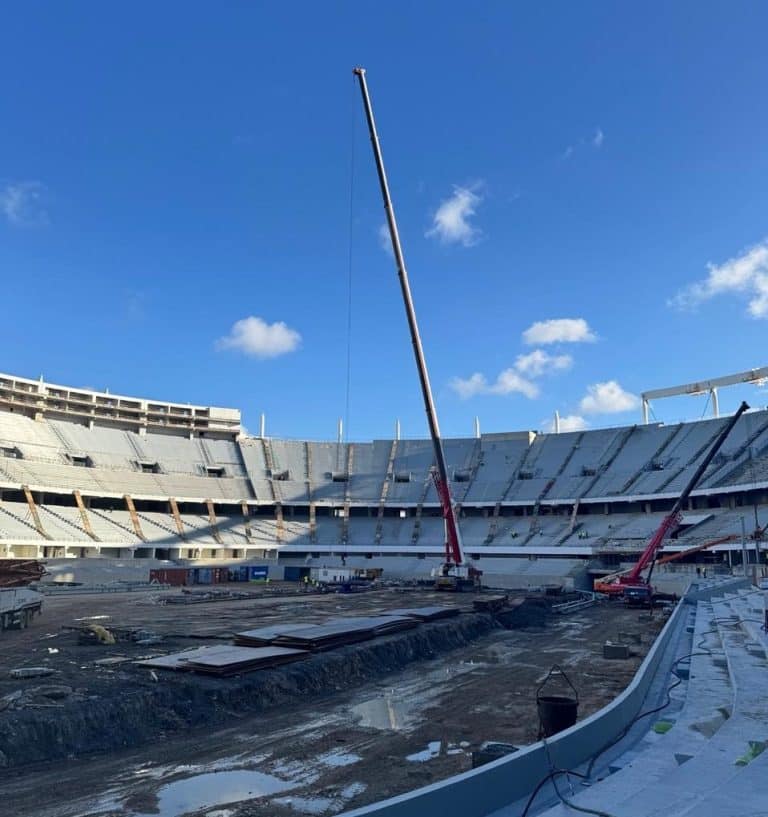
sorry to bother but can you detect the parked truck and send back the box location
[0,559,45,632]
[0,586,43,631]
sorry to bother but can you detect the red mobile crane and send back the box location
[595,400,749,603]
[353,68,480,591]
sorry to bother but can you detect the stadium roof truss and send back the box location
[641,366,768,424]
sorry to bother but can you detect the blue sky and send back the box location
[2,3,768,440]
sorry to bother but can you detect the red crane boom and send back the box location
[353,68,477,588]
[597,400,749,600]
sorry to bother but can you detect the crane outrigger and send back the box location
[353,67,480,591]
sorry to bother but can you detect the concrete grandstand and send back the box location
[1,370,767,588]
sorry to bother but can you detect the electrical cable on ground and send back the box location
[523,605,764,816]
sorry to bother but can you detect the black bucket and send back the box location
[536,664,579,738]
[537,694,578,737]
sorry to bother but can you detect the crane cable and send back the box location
[343,74,357,448]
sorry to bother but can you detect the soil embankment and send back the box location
[0,612,495,767]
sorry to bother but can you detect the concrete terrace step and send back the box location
[615,597,768,817]
[534,586,768,817]
[534,603,734,816]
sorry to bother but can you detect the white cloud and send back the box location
[592,128,604,148]
[450,369,539,400]
[669,239,768,318]
[579,380,640,415]
[378,222,393,256]
[515,349,573,377]
[426,185,483,246]
[451,348,572,402]
[546,414,589,433]
[522,318,596,345]
[216,316,301,359]
[0,181,47,226]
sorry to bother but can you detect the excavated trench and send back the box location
[0,612,497,768]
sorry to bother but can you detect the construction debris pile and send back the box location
[0,560,46,588]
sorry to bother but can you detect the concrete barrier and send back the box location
[341,599,688,817]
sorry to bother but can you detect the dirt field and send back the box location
[0,586,664,817]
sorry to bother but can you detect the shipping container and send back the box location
[193,567,213,585]
[149,568,189,587]
[283,566,311,582]
[311,567,354,584]
[248,565,269,581]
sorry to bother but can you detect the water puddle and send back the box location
[274,795,335,815]
[317,750,362,768]
[406,740,441,762]
[350,695,416,730]
[130,752,272,783]
[135,769,294,816]
[274,782,366,815]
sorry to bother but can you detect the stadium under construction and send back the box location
[0,364,767,817]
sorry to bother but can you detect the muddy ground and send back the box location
[0,586,664,817]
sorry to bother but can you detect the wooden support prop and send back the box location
[274,503,284,544]
[73,490,99,540]
[205,499,224,545]
[309,501,317,543]
[168,498,186,538]
[124,495,146,541]
[240,500,253,543]
[23,486,52,540]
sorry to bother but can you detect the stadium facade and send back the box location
[1,370,767,587]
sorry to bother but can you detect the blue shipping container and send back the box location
[195,567,213,585]
[283,566,310,582]
[238,565,249,582]
[248,565,268,581]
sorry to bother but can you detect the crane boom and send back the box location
[631,399,749,586]
[353,67,465,571]
[596,400,750,599]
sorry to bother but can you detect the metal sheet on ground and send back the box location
[272,620,377,650]
[385,606,461,621]
[233,623,314,646]
[136,645,308,675]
